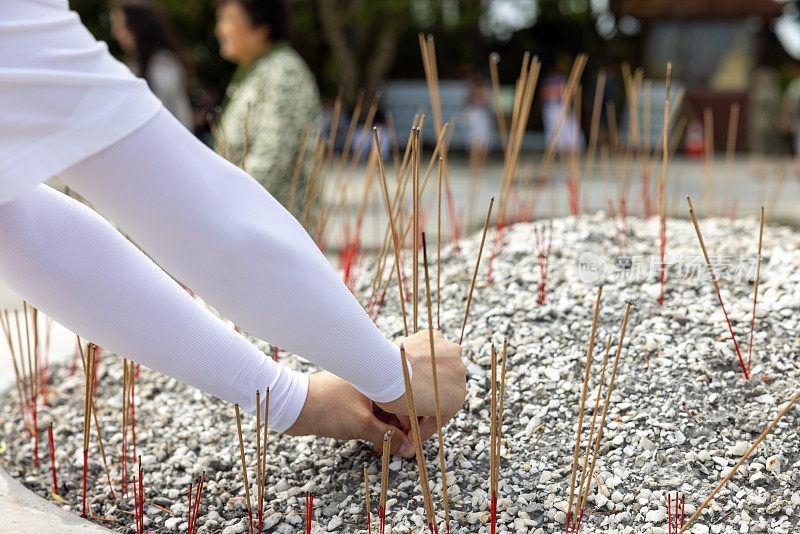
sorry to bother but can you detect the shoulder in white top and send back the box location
[0,0,161,206]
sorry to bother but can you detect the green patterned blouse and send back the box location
[216,43,320,211]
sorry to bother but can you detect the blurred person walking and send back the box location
[214,0,320,212]
[542,71,584,152]
[110,0,193,129]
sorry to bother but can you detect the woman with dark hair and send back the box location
[214,0,320,211]
[110,0,193,128]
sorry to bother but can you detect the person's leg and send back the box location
[58,109,404,403]
[0,184,305,431]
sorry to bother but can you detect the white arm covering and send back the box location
[0,109,405,431]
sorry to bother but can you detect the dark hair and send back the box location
[113,0,190,83]
[216,0,288,42]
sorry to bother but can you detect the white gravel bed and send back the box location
[2,212,800,534]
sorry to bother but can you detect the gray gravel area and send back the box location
[2,212,800,533]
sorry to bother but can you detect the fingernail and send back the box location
[400,442,415,457]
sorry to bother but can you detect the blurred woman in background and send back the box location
[214,0,320,212]
[110,0,193,129]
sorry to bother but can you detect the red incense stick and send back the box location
[47,423,57,496]
[305,492,314,534]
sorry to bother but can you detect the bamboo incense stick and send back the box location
[723,103,740,214]
[287,121,312,213]
[437,156,443,331]
[22,304,40,468]
[572,336,612,527]
[492,339,508,532]
[81,343,96,518]
[686,196,748,379]
[374,128,409,336]
[585,71,607,188]
[488,53,508,147]
[413,127,420,333]
[566,286,603,533]
[488,343,497,534]
[380,431,392,534]
[256,390,262,532]
[422,232,450,532]
[364,464,371,534]
[658,62,672,307]
[678,385,800,534]
[234,403,254,534]
[574,301,632,533]
[399,345,436,532]
[459,197,494,344]
[747,206,765,374]
[138,457,144,534]
[122,356,130,497]
[641,81,652,217]
[259,388,269,531]
[77,340,116,500]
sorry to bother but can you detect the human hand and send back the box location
[285,370,416,458]
[375,330,466,442]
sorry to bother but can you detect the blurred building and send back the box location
[617,0,785,150]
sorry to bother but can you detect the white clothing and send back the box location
[145,50,193,129]
[0,2,407,431]
[0,0,161,205]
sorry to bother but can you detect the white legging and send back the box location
[0,109,403,432]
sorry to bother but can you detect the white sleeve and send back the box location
[0,184,308,432]
[0,0,161,205]
[0,1,406,431]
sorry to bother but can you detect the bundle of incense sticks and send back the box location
[0,309,34,444]
[121,358,138,497]
[369,117,451,318]
[422,233,451,532]
[0,304,49,466]
[418,35,461,251]
[488,340,508,533]
[667,493,685,534]
[233,402,255,534]
[571,301,632,534]
[686,197,748,379]
[399,345,437,533]
[305,492,314,534]
[379,431,393,534]
[187,472,205,534]
[565,287,602,532]
[81,343,97,518]
[76,338,116,499]
[488,52,546,281]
